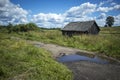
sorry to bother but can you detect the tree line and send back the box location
[0,23,39,33]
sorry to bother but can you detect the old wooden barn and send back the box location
[61,20,100,36]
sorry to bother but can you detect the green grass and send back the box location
[12,27,120,59]
[0,33,72,80]
[0,27,120,79]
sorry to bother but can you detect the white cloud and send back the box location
[96,13,107,26]
[111,2,116,6]
[0,0,28,24]
[97,0,120,12]
[33,13,64,23]
[113,5,120,10]
[63,2,97,23]
[65,2,96,17]
[97,13,106,19]
[97,4,120,12]
[32,13,65,28]
[96,19,105,27]
[32,2,97,27]
[0,0,9,7]
[98,0,113,7]
[114,14,120,26]
[97,7,113,12]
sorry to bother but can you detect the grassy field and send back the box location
[12,27,120,59]
[0,26,120,80]
[0,33,72,80]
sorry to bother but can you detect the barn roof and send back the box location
[62,20,99,31]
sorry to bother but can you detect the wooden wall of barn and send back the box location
[62,30,88,36]
[88,23,99,34]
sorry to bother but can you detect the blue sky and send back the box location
[0,0,120,27]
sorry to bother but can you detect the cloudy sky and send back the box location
[0,0,120,28]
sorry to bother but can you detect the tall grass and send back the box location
[14,27,120,59]
[0,33,72,80]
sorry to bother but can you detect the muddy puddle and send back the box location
[57,52,119,64]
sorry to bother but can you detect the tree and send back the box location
[106,16,114,27]
[7,23,13,33]
[26,23,38,31]
[104,24,107,27]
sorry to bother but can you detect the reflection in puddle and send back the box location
[57,54,109,64]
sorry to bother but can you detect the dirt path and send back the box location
[28,41,120,80]
[29,41,95,57]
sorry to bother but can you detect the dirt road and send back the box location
[29,41,120,80]
[29,41,95,57]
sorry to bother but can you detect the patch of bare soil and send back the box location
[29,41,95,57]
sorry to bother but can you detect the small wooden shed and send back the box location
[61,20,100,36]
